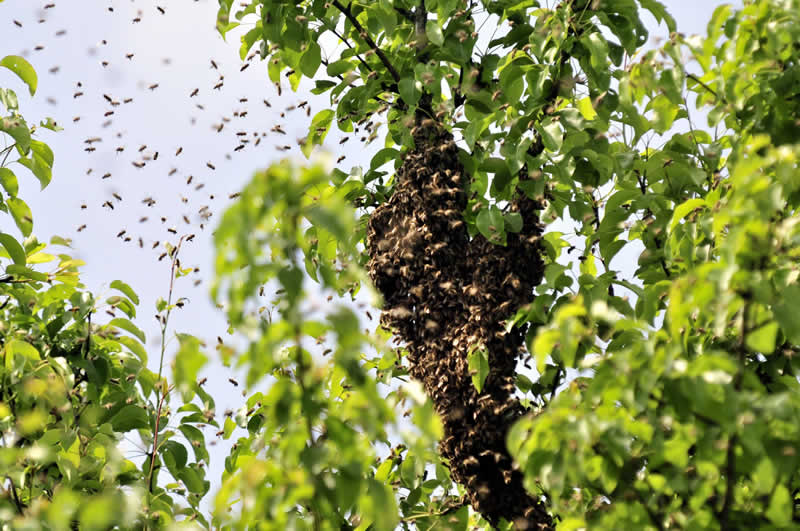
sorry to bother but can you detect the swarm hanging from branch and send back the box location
[366,121,549,529]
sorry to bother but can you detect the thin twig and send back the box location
[5,476,24,514]
[319,18,375,76]
[331,0,401,83]
[687,73,719,101]
[157,236,186,382]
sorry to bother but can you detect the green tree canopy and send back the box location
[2,0,800,529]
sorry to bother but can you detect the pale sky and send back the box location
[0,0,739,513]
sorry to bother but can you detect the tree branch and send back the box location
[687,73,720,101]
[393,5,414,22]
[5,476,24,514]
[319,18,375,76]
[331,0,401,83]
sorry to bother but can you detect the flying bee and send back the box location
[77,224,87,232]
[148,83,159,90]
[176,147,183,155]
[190,88,199,97]
[116,230,126,238]
[206,162,215,170]
[112,192,122,201]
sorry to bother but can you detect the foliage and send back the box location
[3,0,800,529]
[0,55,216,529]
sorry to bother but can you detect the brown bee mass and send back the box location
[366,122,549,529]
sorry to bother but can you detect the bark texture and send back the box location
[366,122,550,529]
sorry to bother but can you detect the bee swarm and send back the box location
[366,123,550,528]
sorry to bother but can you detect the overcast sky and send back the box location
[0,0,739,511]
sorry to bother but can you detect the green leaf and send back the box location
[0,232,25,265]
[0,167,18,197]
[399,78,421,107]
[669,198,705,233]
[476,205,504,242]
[369,148,399,171]
[300,41,321,77]
[117,336,147,364]
[178,466,206,494]
[109,317,146,343]
[303,109,335,157]
[311,80,336,95]
[0,115,31,154]
[17,142,53,189]
[162,440,188,471]
[0,88,18,111]
[745,321,778,354]
[38,117,63,132]
[179,424,209,463]
[504,211,523,233]
[110,405,148,432]
[774,285,800,344]
[467,345,489,393]
[7,197,32,236]
[425,20,444,46]
[110,279,140,305]
[5,339,40,366]
[5,264,46,281]
[577,96,598,120]
[1,55,37,96]
[79,495,115,531]
[326,59,354,77]
[174,334,208,399]
[766,484,791,526]
[536,118,563,152]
